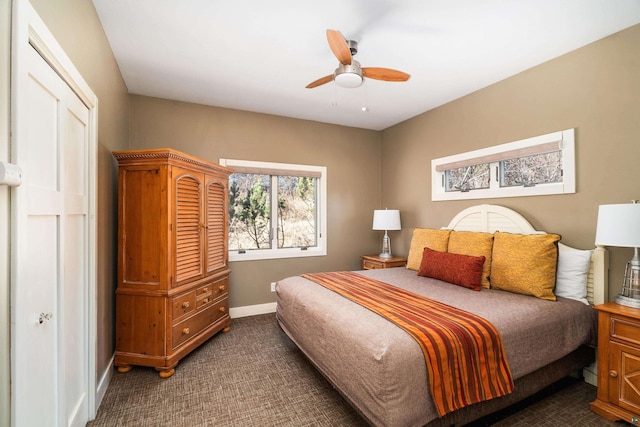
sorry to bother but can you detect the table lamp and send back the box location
[595,201,640,308]
[373,209,401,258]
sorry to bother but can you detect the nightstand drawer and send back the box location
[611,315,640,346]
[363,259,383,269]
[361,255,407,270]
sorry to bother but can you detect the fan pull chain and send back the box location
[331,81,338,107]
[361,80,368,112]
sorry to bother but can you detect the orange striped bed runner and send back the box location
[301,271,514,416]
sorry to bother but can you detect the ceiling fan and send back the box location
[306,29,411,89]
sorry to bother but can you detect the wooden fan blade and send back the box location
[362,67,410,82]
[306,74,334,89]
[326,29,352,65]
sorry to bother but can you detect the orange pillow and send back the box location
[447,231,494,289]
[407,228,451,270]
[490,232,560,300]
[418,247,486,291]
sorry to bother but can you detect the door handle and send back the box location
[38,312,53,324]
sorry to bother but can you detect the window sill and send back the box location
[229,247,327,262]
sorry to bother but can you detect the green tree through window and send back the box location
[229,173,270,250]
[228,173,317,251]
[277,176,316,249]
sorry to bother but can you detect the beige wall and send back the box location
[28,0,130,405]
[129,95,382,307]
[381,24,640,301]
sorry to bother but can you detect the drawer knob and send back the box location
[182,301,190,309]
[610,370,618,378]
[632,416,639,424]
[219,306,226,313]
[203,298,209,304]
[218,285,225,291]
[182,328,190,335]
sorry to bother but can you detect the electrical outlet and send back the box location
[271,282,277,292]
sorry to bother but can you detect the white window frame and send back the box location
[431,128,575,201]
[219,158,327,261]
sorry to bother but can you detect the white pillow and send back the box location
[555,246,592,305]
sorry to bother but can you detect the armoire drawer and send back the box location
[171,298,229,349]
[211,277,229,299]
[196,278,229,308]
[197,278,229,299]
[172,291,197,322]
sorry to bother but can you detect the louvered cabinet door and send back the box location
[205,176,228,275]
[173,168,205,286]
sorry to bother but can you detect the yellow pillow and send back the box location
[447,231,494,289]
[490,231,561,301]
[407,228,451,270]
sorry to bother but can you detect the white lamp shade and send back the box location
[595,203,640,247]
[373,209,401,231]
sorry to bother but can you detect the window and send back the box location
[432,129,575,201]
[500,150,562,188]
[219,159,327,261]
[445,163,490,192]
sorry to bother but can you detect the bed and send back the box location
[275,204,608,427]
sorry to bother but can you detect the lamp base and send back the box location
[379,232,393,259]
[614,293,640,308]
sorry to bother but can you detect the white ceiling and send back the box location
[91,0,640,131]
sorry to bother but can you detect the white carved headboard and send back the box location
[444,204,608,305]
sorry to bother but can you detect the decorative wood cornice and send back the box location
[113,149,233,175]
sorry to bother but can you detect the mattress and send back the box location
[275,267,597,427]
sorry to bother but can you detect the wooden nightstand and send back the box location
[591,302,640,425]
[361,255,407,270]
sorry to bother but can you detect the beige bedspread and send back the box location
[275,267,597,427]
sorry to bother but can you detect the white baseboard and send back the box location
[230,302,277,318]
[583,360,598,387]
[94,355,114,414]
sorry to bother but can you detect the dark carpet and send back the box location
[88,313,624,427]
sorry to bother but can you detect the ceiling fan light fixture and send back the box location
[334,72,363,88]
[334,60,363,88]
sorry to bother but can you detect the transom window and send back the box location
[500,150,562,188]
[445,163,490,192]
[219,159,327,261]
[432,129,575,201]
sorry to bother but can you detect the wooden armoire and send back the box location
[113,148,233,378]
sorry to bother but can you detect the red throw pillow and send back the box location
[417,247,486,291]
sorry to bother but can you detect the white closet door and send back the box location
[12,42,90,427]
